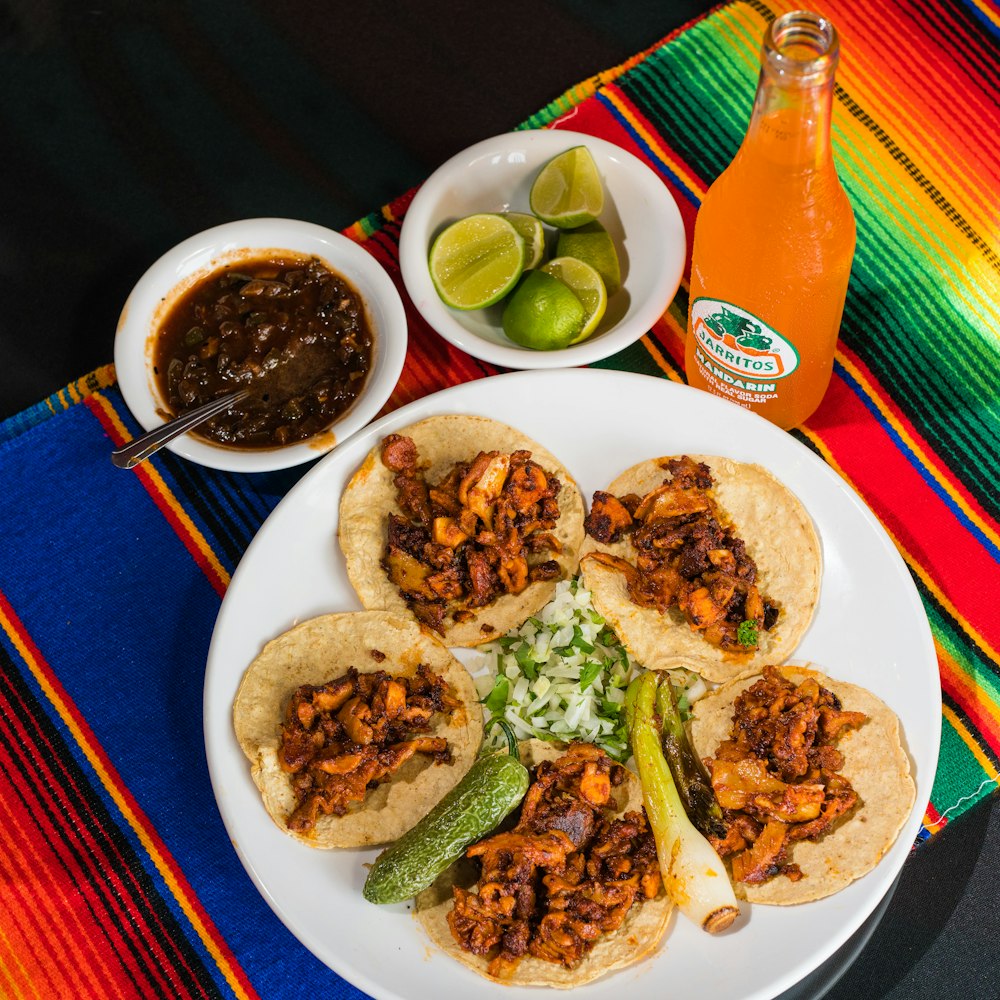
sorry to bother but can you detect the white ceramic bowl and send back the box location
[398,129,685,368]
[114,218,407,473]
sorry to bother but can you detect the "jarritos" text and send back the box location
[690,299,799,383]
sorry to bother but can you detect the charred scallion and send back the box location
[655,678,727,840]
[625,671,738,933]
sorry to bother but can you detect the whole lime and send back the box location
[501,270,585,350]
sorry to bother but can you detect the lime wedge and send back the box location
[501,270,585,350]
[529,146,605,229]
[502,212,546,269]
[555,221,621,295]
[541,257,607,343]
[428,213,525,310]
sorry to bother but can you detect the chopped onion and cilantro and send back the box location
[475,577,707,762]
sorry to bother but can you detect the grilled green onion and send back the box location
[625,671,738,933]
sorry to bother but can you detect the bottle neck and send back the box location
[739,11,840,173]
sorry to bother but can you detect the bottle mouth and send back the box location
[763,10,839,82]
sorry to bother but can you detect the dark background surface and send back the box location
[2,2,998,997]
[0,0,709,419]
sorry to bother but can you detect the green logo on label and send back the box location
[691,299,799,381]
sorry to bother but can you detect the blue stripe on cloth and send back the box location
[957,0,1000,41]
[0,396,367,1000]
[595,89,704,208]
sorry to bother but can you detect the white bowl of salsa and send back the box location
[114,217,407,473]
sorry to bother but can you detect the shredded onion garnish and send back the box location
[476,577,705,761]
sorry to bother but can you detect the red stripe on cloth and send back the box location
[846,0,1000,123]
[924,799,947,832]
[0,798,114,998]
[0,838,69,999]
[837,341,1000,544]
[828,0,1000,223]
[0,592,261,1000]
[389,303,499,410]
[363,226,403,271]
[0,669,182,998]
[941,658,1000,757]
[806,375,1000,662]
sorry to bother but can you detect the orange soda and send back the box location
[685,11,856,429]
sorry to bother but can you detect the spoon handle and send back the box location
[112,389,250,469]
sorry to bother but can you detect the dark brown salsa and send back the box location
[152,255,373,449]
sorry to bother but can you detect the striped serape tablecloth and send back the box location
[1,0,998,997]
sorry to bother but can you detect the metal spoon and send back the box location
[111,388,251,469]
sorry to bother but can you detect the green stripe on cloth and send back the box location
[933,715,998,826]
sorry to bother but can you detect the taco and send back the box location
[579,454,820,683]
[232,611,482,848]
[339,415,586,647]
[688,664,915,904]
[415,740,673,988]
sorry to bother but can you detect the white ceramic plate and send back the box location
[114,218,407,473]
[398,130,686,368]
[204,369,939,1000]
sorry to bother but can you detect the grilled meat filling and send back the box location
[705,666,867,884]
[277,665,458,833]
[584,455,779,652]
[380,434,565,632]
[447,743,662,978]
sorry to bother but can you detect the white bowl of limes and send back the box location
[398,129,686,369]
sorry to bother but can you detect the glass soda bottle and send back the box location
[685,10,856,429]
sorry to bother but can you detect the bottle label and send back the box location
[690,298,799,398]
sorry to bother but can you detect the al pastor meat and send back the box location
[380,434,565,633]
[446,743,663,979]
[578,454,821,683]
[232,611,482,849]
[584,455,779,653]
[339,415,586,648]
[702,666,866,886]
[689,664,915,903]
[278,664,460,834]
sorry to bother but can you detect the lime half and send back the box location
[529,146,605,229]
[555,221,621,295]
[501,270,585,350]
[428,213,525,310]
[541,257,607,343]
[502,212,546,269]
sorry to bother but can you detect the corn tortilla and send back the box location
[233,611,482,848]
[580,455,821,683]
[689,665,915,904]
[339,414,586,647]
[414,740,674,988]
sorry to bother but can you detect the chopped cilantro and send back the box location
[514,644,539,680]
[579,661,603,691]
[737,619,759,647]
[482,676,509,715]
[571,625,595,654]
